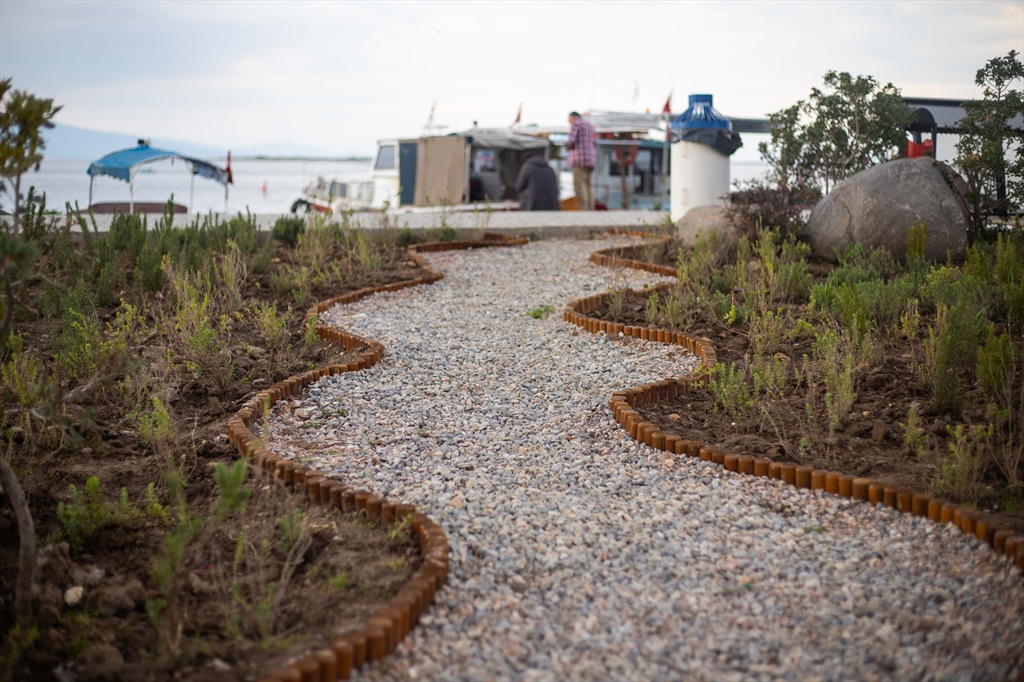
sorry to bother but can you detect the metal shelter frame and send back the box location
[87,142,231,214]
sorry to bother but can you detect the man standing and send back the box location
[565,111,597,210]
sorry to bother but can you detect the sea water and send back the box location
[11,149,772,216]
[9,157,372,215]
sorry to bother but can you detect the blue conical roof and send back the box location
[670,94,731,130]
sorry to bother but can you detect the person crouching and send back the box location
[515,154,560,211]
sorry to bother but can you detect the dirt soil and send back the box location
[589,244,1024,533]
[1,241,426,681]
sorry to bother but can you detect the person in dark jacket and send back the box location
[515,154,559,211]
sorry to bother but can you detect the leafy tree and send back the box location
[759,70,915,194]
[0,79,59,630]
[954,50,1024,240]
[0,78,62,235]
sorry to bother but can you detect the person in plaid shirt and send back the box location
[566,111,597,210]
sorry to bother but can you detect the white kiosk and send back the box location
[669,95,742,223]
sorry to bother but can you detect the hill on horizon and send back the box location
[42,123,352,160]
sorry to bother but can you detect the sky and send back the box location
[1,0,1022,157]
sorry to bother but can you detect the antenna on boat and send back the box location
[423,101,448,137]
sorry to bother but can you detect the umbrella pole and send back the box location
[224,185,228,214]
[129,171,134,215]
[190,172,195,215]
[89,176,93,208]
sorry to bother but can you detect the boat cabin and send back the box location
[302,129,554,212]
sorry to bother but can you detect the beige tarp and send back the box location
[414,136,466,207]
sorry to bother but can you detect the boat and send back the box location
[86,140,232,214]
[291,128,554,214]
[293,114,678,214]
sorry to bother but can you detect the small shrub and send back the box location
[927,301,979,414]
[527,305,554,320]
[328,571,349,591]
[977,325,1016,408]
[396,228,420,247]
[57,476,138,553]
[136,396,175,451]
[708,363,752,423]
[932,424,993,505]
[899,403,928,459]
[214,459,252,521]
[907,220,928,263]
[251,303,291,352]
[271,216,305,248]
[277,509,306,553]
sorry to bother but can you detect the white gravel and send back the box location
[257,237,1024,682]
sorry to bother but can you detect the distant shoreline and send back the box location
[234,156,372,162]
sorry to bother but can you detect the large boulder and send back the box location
[675,205,737,245]
[805,158,968,262]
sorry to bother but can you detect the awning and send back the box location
[87,145,229,186]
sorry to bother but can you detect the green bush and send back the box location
[57,476,138,553]
[272,216,305,247]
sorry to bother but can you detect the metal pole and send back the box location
[129,169,134,214]
[661,114,670,211]
[89,176,94,208]
[189,172,195,215]
[225,184,229,214]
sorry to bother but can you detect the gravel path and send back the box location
[258,237,1023,682]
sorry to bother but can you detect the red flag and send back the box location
[662,93,672,115]
[225,151,234,184]
[512,104,521,126]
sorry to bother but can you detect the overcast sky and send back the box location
[2,0,1021,156]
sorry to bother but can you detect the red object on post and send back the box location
[906,139,934,158]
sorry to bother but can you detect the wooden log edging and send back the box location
[226,234,527,682]
[588,232,677,277]
[582,238,1024,573]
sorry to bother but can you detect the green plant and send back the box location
[251,302,291,352]
[977,325,1016,407]
[528,304,555,320]
[428,225,459,242]
[899,403,928,459]
[214,239,248,313]
[136,396,175,451]
[328,571,349,591]
[747,307,787,359]
[907,221,928,263]
[214,459,253,521]
[708,363,752,423]
[953,50,1024,238]
[1,623,39,680]
[396,227,420,247]
[277,508,306,553]
[57,476,138,553]
[926,301,979,414]
[759,70,915,195]
[162,255,234,390]
[932,424,993,505]
[388,512,414,541]
[144,482,168,521]
[0,78,62,234]
[812,328,857,435]
[147,515,202,653]
[726,177,818,240]
[271,216,305,247]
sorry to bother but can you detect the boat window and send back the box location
[374,145,396,170]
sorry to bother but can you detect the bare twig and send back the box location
[0,454,36,626]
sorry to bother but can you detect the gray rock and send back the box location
[75,643,125,681]
[675,205,736,246]
[805,158,968,262]
[63,585,84,607]
[89,582,141,617]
